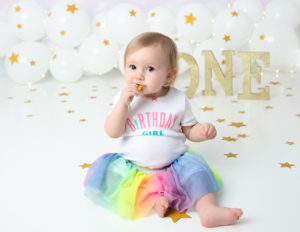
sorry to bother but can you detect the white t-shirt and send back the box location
[114,87,197,169]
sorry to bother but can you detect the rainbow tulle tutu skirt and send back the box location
[83,151,223,220]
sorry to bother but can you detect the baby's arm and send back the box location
[104,78,144,138]
[182,122,217,142]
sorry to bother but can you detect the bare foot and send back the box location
[154,197,170,217]
[197,205,243,227]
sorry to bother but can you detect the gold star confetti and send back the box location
[24,100,31,103]
[26,114,33,117]
[96,22,101,27]
[151,12,156,17]
[30,60,36,66]
[52,54,57,60]
[109,103,113,106]
[30,88,37,92]
[92,89,97,92]
[286,141,295,145]
[112,86,118,89]
[8,97,13,100]
[239,111,245,114]
[166,209,191,223]
[90,96,97,99]
[174,37,180,41]
[221,59,226,65]
[17,24,22,29]
[92,85,98,88]
[61,86,67,89]
[66,4,78,14]
[80,119,87,122]
[216,119,225,123]
[232,100,238,103]
[238,134,248,138]
[260,34,265,40]
[8,53,19,64]
[280,162,295,168]
[185,13,197,25]
[79,163,91,169]
[269,81,280,85]
[201,107,213,111]
[223,35,231,42]
[60,30,66,36]
[286,94,293,97]
[67,110,75,114]
[103,40,109,45]
[61,100,67,103]
[229,122,246,128]
[232,11,238,16]
[130,10,136,16]
[225,153,238,158]
[296,114,300,117]
[265,106,273,109]
[48,12,51,17]
[15,6,21,12]
[58,92,69,96]
[286,88,292,90]
[222,137,237,142]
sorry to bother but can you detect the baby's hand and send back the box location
[119,78,144,107]
[200,123,217,140]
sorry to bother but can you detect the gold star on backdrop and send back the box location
[232,11,238,16]
[225,153,238,158]
[222,137,237,142]
[238,134,248,138]
[223,35,231,42]
[66,4,78,14]
[286,141,295,145]
[166,209,191,223]
[201,107,213,111]
[221,59,226,65]
[48,12,51,17]
[103,40,110,45]
[30,60,36,66]
[79,163,91,169]
[280,162,295,168]
[96,22,101,27]
[60,30,66,36]
[52,54,57,60]
[9,53,19,64]
[229,122,246,128]
[296,114,300,117]
[216,119,225,123]
[17,24,22,29]
[185,13,197,25]
[130,10,136,16]
[151,12,156,17]
[260,35,265,40]
[15,6,21,12]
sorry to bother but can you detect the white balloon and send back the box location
[147,7,176,35]
[249,21,298,70]
[176,3,213,43]
[233,0,264,23]
[0,22,19,57]
[46,1,91,48]
[5,41,51,84]
[205,0,228,16]
[213,9,253,49]
[79,34,118,75]
[172,36,193,74]
[295,50,300,71]
[8,0,46,41]
[92,12,110,37]
[50,48,83,83]
[117,46,126,75]
[108,3,148,46]
[265,0,300,29]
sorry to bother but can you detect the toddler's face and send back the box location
[124,44,171,97]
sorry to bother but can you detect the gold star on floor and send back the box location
[232,100,238,103]
[15,6,21,12]
[30,60,36,66]
[66,4,78,14]
[67,110,75,114]
[79,163,91,169]
[185,13,197,25]
[8,97,13,100]
[201,107,213,111]
[269,81,280,85]
[238,134,248,138]
[17,24,22,29]
[239,111,245,114]
[24,100,31,103]
[90,96,97,99]
[280,162,295,168]
[265,106,273,109]
[286,141,295,145]
[58,92,69,96]
[60,30,66,36]
[286,94,293,96]
[48,12,51,17]
[222,137,237,142]
[103,40,109,45]
[112,86,118,89]
[130,10,136,16]
[80,119,87,122]
[296,114,300,117]
[61,100,67,103]
[225,153,238,158]
[52,54,57,60]
[232,11,238,16]
[26,114,33,117]
[8,53,19,64]
[260,34,264,40]
[96,22,101,27]
[166,209,191,223]
[286,88,292,90]
[151,12,156,17]
[229,122,246,128]
[30,88,37,92]
[223,35,231,42]
[216,119,225,123]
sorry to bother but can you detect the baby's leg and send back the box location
[195,192,243,227]
[154,197,170,217]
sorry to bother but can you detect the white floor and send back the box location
[0,63,299,232]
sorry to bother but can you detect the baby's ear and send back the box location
[167,68,178,83]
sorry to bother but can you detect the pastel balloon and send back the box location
[176,3,213,43]
[233,0,264,22]
[50,48,83,83]
[79,34,118,75]
[172,36,193,74]
[91,12,110,37]
[46,1,91,48]
[8,0,46,41]
[0,22,19,57]
[5,41,51,84]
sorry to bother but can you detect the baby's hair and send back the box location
[124,32,178,71]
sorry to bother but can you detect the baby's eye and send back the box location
[146,66,154,72]
[129,65,136,70]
